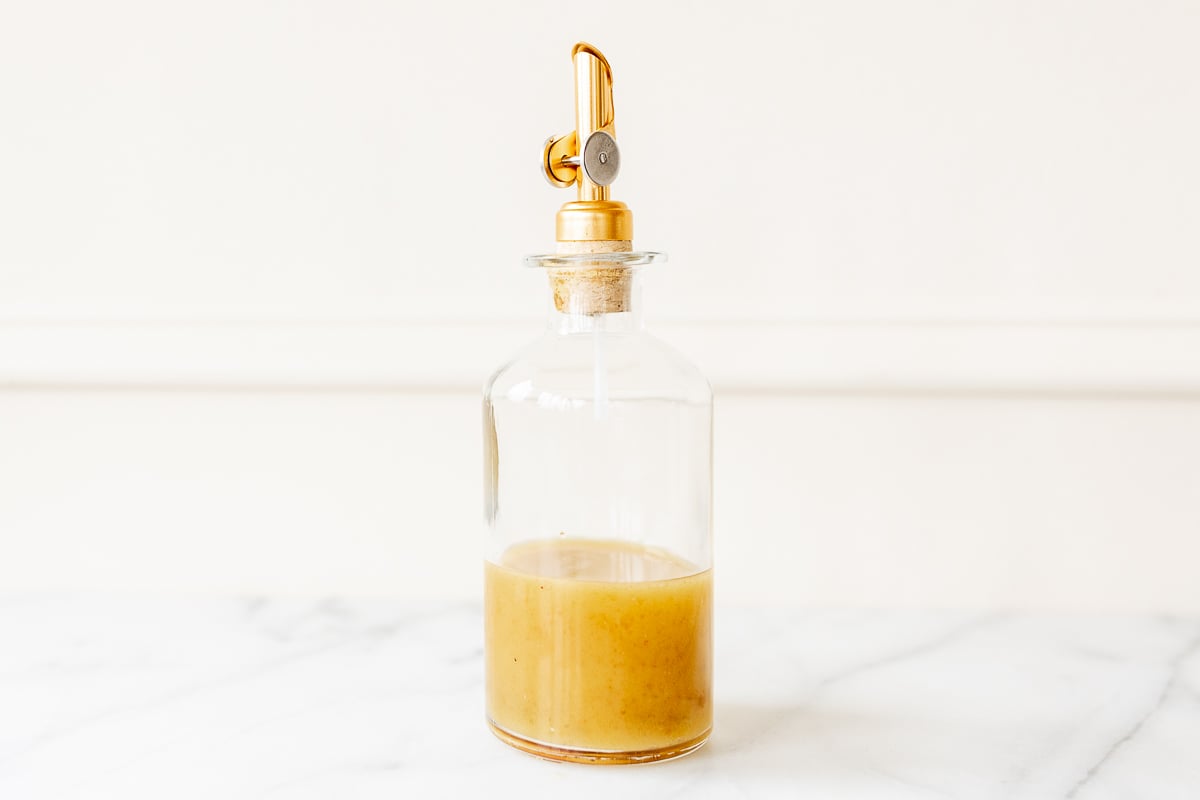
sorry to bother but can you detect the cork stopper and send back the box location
[550,240,633,315]
[527,250,664,313]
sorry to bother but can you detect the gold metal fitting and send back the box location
[542,42,633,244]
[542,131,577,188]
[556,200,632,242]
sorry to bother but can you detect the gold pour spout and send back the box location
[542,42,633,244]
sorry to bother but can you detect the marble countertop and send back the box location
[1,596,1197,799]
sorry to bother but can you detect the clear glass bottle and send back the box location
[483,251,713,763]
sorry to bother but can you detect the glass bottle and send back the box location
[483,250,713,763]
[482,40,712,765]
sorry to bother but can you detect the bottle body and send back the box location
[483,257,713,763]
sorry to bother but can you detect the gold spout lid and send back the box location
[542,43,633,244]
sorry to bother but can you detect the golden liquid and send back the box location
[484,539,712,763]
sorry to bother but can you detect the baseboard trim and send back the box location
[2,319,1198,394]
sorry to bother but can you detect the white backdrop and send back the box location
[1,1,1198,611]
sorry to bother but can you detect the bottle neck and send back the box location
[546,267,644,334]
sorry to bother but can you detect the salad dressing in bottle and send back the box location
[483,43,713,764]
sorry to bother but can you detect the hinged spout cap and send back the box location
[542,42,633,244]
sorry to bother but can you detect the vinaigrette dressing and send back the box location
[485,539,712,761]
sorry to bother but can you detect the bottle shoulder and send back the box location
[485,328,711,404]
[638,329,712,395]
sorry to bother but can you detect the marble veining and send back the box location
[1,596,1197,799]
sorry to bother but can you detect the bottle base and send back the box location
[487,720,711,765]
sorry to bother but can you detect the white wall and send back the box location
[3,390,1199,613]
[1,1,1198,611]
